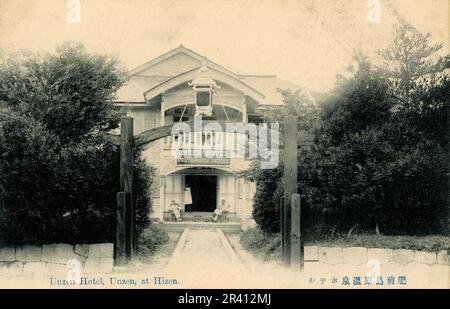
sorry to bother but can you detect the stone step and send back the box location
[160,221,242,233]
[181,212,239,223]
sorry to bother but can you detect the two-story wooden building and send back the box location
[114,46,301,222]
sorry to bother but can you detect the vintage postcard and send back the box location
[0,0,448,293]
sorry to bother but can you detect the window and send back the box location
[248,115,263,125]
[174,115,189,122]
[173,107,190,122]
[196,91,210,106]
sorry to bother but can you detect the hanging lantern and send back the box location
[189,58,218,117]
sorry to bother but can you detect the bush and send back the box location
[136,224,169,258]
[249,166,282,234]
[308,234,450,253]
[240,228,450,262]
[240,227,281,261]
[0,111,155,245]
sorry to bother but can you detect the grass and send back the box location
[239,227,281,261]
[240,227,450,261]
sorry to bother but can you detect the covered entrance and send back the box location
[161,167,245,222]
[184,175,217,212]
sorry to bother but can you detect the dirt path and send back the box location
[163,229,245,288]
[161,228,306,288]
[114,228,306,288]
[226,232,306,288]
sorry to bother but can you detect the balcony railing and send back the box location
[162,131,253,161]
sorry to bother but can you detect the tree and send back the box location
[321,52,394,145]
[379,22,450,233]
[0,42,125,144]
[0,43,154,245]
[244,23,449,237]
[379,22,449,99]
[312,23,449,235]
[242,88,319,234]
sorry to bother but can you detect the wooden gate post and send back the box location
[282,116,298,266]
[290,193,303,270]
[120,117,134,261]
[115,191,127,266]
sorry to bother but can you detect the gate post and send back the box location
[282,116,298,266]
[120,117,134,261]
[115,192,127,266]
[290,193,303,270]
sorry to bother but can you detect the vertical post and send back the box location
[290,193,303,270]
[280,196,284,262]
[120,117,134,261]
[115,192,127,266]
[282,115,298,266]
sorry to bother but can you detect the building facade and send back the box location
[114,46,300,222]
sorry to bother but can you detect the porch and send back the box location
[163,211,239,223]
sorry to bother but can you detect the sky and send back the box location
[0,0,448,92]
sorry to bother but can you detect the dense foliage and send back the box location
[136,224,170,260]
[247,23,449,236]
[0,43,154,245]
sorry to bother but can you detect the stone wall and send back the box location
[304,246,449,288]
[0,243,114,279]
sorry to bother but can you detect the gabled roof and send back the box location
[116,45,308,106]
[128,45,239,79]
[144,67,265,103]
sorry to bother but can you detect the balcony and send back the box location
[162,131,251,165]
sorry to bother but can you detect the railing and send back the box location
[163,131,250,159]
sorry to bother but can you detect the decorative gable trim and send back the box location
[128,45,239,79]
[143,67,265,103]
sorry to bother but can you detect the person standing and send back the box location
[184,186,192,212]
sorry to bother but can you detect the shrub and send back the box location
[240,229,450,263]
[0,111,155,245]
[136,224,169,258]
[249,167,282,234]
[240,227,281,261]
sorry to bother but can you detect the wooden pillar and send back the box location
[280,195,285,262]
[282,116,298,266]
[290,193,303,270]
[115,192,127,266]
[120,117,134,261]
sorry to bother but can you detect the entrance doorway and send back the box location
[185,175,217,212]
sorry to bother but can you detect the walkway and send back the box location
[164,228,246,288]
[163,227,304,288]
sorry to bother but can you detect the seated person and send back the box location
[169,200,182,222]
[213,199,229,222]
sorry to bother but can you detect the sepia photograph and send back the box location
[0,0,449,299]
